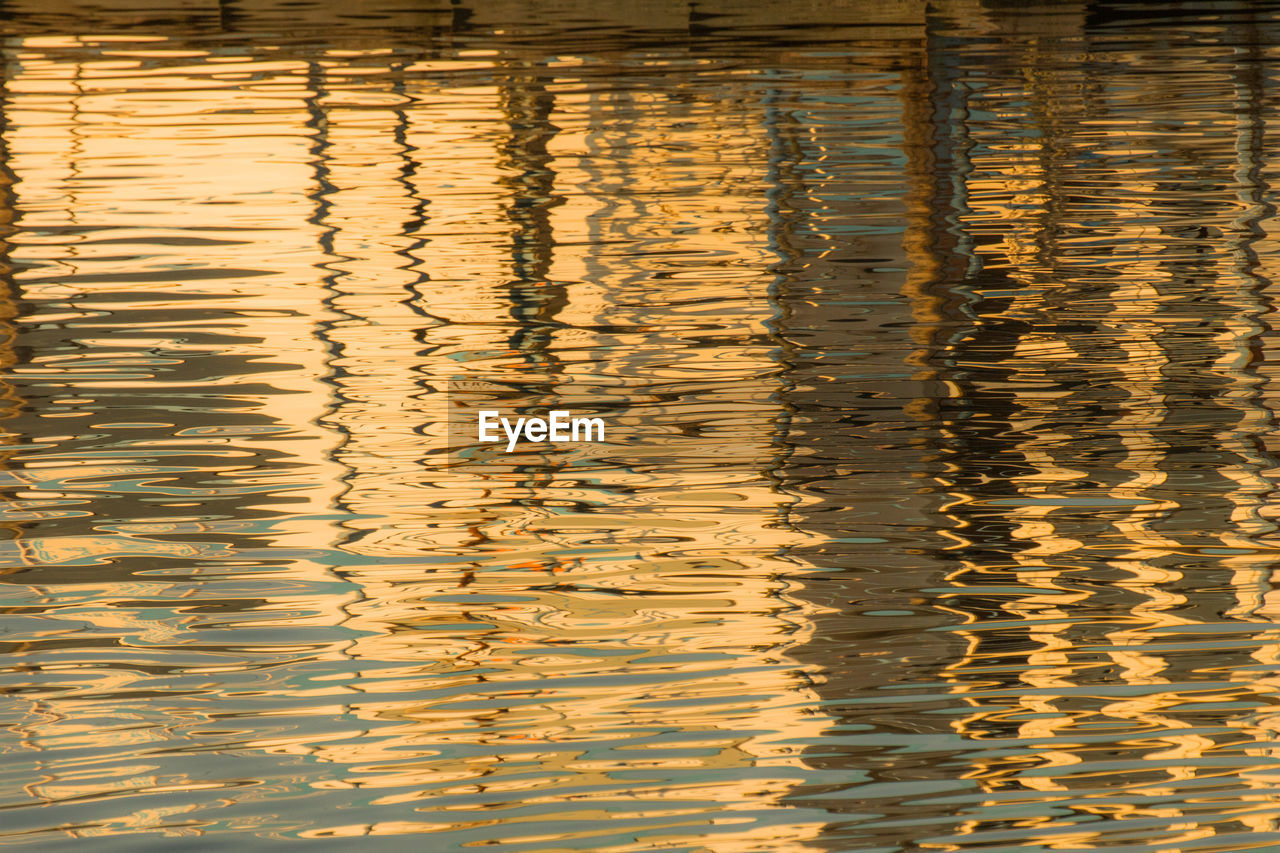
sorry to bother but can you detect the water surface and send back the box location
[4,1,1280,850]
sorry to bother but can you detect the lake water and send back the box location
[5,1,1280,850]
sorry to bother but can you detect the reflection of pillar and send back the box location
[484,58,568,564]
[0,40,41,787]
[921,4,1181,822]
[496,58,566,370]
[1221,15,1280,619]
[776,21,977,829]
[0,49,25,471]
[299,55,360,546]
[1218,11,1280,837]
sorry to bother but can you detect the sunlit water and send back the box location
[5,1,1280,850]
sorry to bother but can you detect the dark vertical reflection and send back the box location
[0,48,24,476]
[484,57,566,564]
[1218,6,1279,583]
[497,57,565,366]
[0,45,33,635]
[776,10,980,841]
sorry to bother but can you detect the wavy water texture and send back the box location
[2,2,1280,852]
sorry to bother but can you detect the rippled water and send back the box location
[7,1,1280,850]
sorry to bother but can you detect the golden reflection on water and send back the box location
[0,8,836,850]
[8,2,1280,852]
